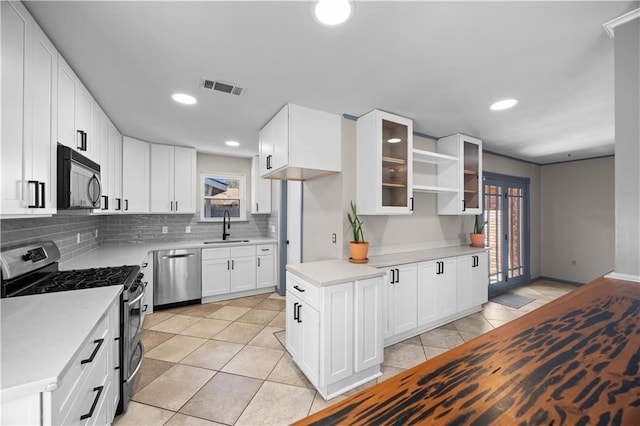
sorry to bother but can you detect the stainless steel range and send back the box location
[0,241,145,415]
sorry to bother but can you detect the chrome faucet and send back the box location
[222,210,231,240]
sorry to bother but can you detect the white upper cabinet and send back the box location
[259,103,341,181]
[357,109,414,215]
[122,137,150,213]
[150,144,196,213]
[437,134,483,215]
[251,155,272,214]
[1,0,56,216]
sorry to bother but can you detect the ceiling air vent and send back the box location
[201,78,246,97]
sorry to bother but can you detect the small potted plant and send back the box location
[347,201,369,263]
[470,215,487,248]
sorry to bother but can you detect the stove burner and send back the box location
[11,265,139,296]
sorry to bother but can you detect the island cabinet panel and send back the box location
[417,258,457,327]
[320,283,354,385]
[354,277,383,372]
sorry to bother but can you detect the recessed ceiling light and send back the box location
[387,138,402,144]
[489,99,518,111]
[314,0,353,26]
[225,140,240,147]
[171,93,197,105]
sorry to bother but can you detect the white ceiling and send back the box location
[24,1,637,164]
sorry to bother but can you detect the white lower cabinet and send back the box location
[286,272,383,400]
[382,250,488,346]
[256,244,275,289]
[202,246,257,298]
[457,252,489,312]
[382,263,418,340]
[417,258,457,326]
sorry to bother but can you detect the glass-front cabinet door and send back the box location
[437,134,482,215]
[357,110,413,215]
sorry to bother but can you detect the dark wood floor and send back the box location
[296,276,640,426]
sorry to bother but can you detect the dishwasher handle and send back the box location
[161,253,196,259]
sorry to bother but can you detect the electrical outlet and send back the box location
[186,226,191,233]
[162,226,168,234]
[76,233,81,244]
[271,225,276,233]
[332,233,337,244]
[95,229,99,238]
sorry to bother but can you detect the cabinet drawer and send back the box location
[50,311,110,422]
[202,247,230,260]
[231,245,256,258]
[256,244,274,255]
[61,344,110,426]
[287,272,319,310]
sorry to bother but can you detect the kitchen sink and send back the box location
[203,240,250,244]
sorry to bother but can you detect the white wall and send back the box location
[612,18,640,280]
[541,157,615,283]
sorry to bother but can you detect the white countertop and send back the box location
[59,239,277,270]
[286,246,487,285]
[0,286,123,401]
[367,245,487,268]
[287,260,384,286]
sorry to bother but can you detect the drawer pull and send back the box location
[80,339,104,365]
[80,386,104,420]
[293,285,305,293]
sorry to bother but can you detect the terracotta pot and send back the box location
[470,233,485,248]
[349,241,369,263]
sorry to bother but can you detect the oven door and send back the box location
[120,283,146,413]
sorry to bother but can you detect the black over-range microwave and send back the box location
[57,144,101,209]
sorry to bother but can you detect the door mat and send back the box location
[490,293,535,309]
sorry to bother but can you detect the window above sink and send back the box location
[200,172,246,222]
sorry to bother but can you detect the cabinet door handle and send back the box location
[410,197,414,211]
[79,386,104,420]
[125,199,129,211]
[170,201,173,211]
[27,180,39,208]
[293,302,299,321]
[81,339,104,365]
[267,155,272,170]
[101,195,109,210]
[39,182,46,208]
[462,199,466,212]
[256,203,259,212]
[296,303,302,323]
[293,285,305,293]
[175,201,178,211]
[396,268,400,283]
[116,198,121,211]
[232,260,234,269]
[436,261,440,275]
[227,260,230,270]
[83,131,88,151]
[77,130,84,150]
[257,257,261,267]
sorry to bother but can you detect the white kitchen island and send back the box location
[286,260,386,400]
[1,286,122,425]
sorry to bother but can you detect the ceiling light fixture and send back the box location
[387,138,402,144]
[489,99,519,111]
[171,93,197,105]
[225,140,240,147]
[314,0,353,26]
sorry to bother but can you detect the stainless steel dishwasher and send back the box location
[154,248,202,309]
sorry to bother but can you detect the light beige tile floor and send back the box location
[114,279,577,426]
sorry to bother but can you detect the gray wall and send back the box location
[613,19,640,279]
[540,157,615,283]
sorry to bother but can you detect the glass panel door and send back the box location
[483,173,530,297]
[381,119,408,208]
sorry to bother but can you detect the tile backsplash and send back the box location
[0,215,101,262]
[1,213,274,262]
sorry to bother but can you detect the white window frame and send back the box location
[200,172,247,222]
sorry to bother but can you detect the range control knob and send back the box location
[22,252,33,261]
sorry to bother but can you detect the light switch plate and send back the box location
[186,226,191,233]
[162,226,168,234]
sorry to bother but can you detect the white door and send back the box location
[355,278,383,372]
[287,180,302,265]
[286,292,302,359]
[122,137,149,213]
[150,144,174,213]
[257,254,274,289]
[230,256,257,292]
[392,263,418,335]
[270,105,289,172]
[173,146,195,213]
[417,261,439,326]
[202,258,230,297]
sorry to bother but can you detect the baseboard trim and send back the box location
[534,276,585,286]
[605,271,640,283]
